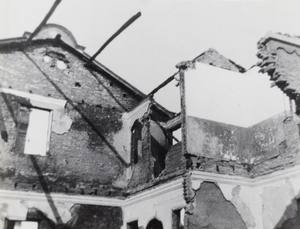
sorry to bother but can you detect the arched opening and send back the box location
[131,119,143,164]
[146,218,163,229]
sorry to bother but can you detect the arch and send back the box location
[131,119,143,164]
[32,24,85,51]
[146,218,163,229]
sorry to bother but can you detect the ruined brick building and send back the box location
[1,24,300,229]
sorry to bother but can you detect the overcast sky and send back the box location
[1,0,300,113]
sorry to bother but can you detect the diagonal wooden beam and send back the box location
[27,0,62,42]
[85,11,141,66]
[147,71,179,97]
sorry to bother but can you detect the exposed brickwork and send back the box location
[186,113,300,177]
[175,48,246,73]
[195,48,246,73]
[162,142,185,176]
[128,116,180,189]
[128,119,152,188]
[0,40,143,196]
[252,116,300,176]
[257,34,300,113]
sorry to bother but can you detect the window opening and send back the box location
[172,127,182,144]
[127,220,138,229]
[23,106,52,156]
[172,208,184,229]
[131,120,143,164]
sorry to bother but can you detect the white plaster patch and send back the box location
[52,107,72,134]
[43,55,52,63]
[290,176,300,199]
[191,180,203,190]
[231,185,256,228]
[218,183,234,201]
[56,60,67,70]
[113,167,133,188]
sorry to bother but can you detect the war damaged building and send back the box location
[1,23,300,229]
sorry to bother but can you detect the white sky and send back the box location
[0,0,300,116]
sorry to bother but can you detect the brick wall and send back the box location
[0,40,142,196]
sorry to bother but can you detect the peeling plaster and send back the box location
[263,179,297,229]
[186,182,247,229]
[20,199,73,223]
[191,180,203,190]
[52,107,72,134]
[112,167,133,189]
[231,185,256,228]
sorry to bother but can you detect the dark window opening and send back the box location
[32,184,36,190]
[131,120,143,164]
[127,220,138,229]
[172,209,184,229]
[75,82,81,87]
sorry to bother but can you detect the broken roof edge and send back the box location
[257,31,300,104]
[187,110,290,130]
[0,23,146,100]
[0,33,146,98]
[125,95,175,120]
[24,23,86,52]
[176,48,246,73]
[258,31,300,48]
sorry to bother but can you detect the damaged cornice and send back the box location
[0,88,66,108]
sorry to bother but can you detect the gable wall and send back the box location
[0,42,142,196]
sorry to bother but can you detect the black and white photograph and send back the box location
[0,0,300,228]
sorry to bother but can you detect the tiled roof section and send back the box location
[257,32,300,104]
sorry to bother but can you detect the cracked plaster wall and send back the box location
[189,171,300,229]
[186,113,300,177]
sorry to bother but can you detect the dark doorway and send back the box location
[146,218,163,229]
